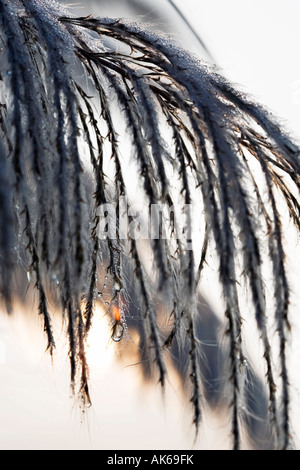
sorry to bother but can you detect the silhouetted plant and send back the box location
[0,0,299,450]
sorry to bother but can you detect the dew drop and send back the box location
[98,292,102,298]
[51,274,60,286]
[6,70,12,77]
[112,322,124,342]
[105,301,109,306]
[114,280,121,292]
[103,284,107,289]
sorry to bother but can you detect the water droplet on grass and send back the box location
[114,280,121,292]
[112,322,124,342]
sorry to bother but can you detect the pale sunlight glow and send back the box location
[85,306,115,371]
[1,0,300,451]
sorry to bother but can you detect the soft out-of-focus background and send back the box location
[1,0,300,450]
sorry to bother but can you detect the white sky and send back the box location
[176,0,300,137]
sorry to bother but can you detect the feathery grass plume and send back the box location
[0,0,299,449]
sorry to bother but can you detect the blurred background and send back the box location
[1,0,300,450]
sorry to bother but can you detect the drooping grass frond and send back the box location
[0,0,299,450]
